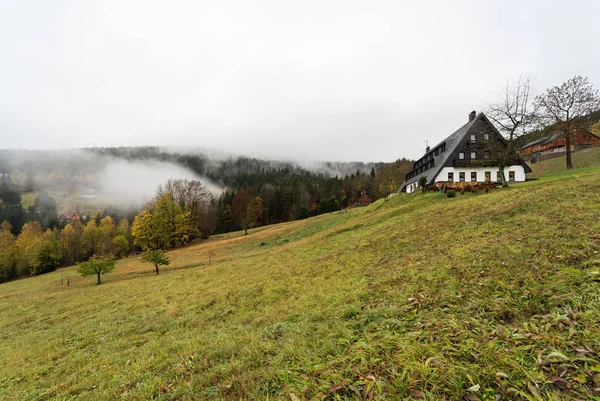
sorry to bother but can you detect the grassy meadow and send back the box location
[1,165,600,400]
[528,147,600,177]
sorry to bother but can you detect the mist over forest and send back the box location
[0,147,392,209]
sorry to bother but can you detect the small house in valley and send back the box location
[354,192,372,206]
[400,111,531,193]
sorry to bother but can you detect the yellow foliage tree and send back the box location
[132,192,196,250]
[0,221,16,282]
[14,221,44,276]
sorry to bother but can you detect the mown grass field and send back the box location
[1,165,600,400]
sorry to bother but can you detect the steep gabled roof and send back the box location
[355,192,372,204]
[399,115,480,191]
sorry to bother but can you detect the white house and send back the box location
[400,111,531,193]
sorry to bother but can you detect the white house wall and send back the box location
[435,166,526,184]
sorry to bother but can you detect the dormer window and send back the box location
[459,152,464,159]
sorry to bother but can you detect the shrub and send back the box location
[446,190,456,198]
[418,176,427,193]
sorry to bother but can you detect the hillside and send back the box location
[1,166,600,400]
[528,147,600,177]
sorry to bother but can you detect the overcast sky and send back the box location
[1,0,599,161]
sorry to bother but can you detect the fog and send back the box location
[0,148,222,211]
[1,1,598,161]
[95,158,222,206]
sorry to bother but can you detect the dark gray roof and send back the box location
[399,115,479,191]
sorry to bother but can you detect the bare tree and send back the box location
[534,76,600,169]
[483,76,535,187]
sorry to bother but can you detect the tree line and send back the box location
[0,158,418,284]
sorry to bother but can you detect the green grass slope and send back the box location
[528,147,600,177]
[1,166,600,400]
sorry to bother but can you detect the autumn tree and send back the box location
[534,76,600,169]
[0,221,15,282]
[232,187,263,235]
[141,249,170,274]
[483,76,535,187]
[77,256,115,284]
[156,179,212,237]
[33,230,60,275]
[14,221,44,277]
[82,220,101,258]
[132,192,196,250]
[97,216,116,256]
[116,218,132,246]
[60,221,84,266]
[242,196,263,235]
[111,236,129,258]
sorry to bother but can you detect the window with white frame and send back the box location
[459,152,464,159]
[470,152,476,159]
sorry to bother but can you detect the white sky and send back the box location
[1,0,599,161]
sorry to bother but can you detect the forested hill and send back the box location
[0,147,410,191]
[0,146,413,236]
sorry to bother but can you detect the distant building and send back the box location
[354,192,372,206]
[80,189,97,198]
[519,130,600,160]
[400,111,531,193]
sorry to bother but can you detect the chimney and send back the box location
[469,110,476,122]
[426,146,430,153]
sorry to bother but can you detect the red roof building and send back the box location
[354,192,372,206]
[519,130,600,159]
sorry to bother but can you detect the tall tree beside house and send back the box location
[484,76,535,187]
[534,76,600,169]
